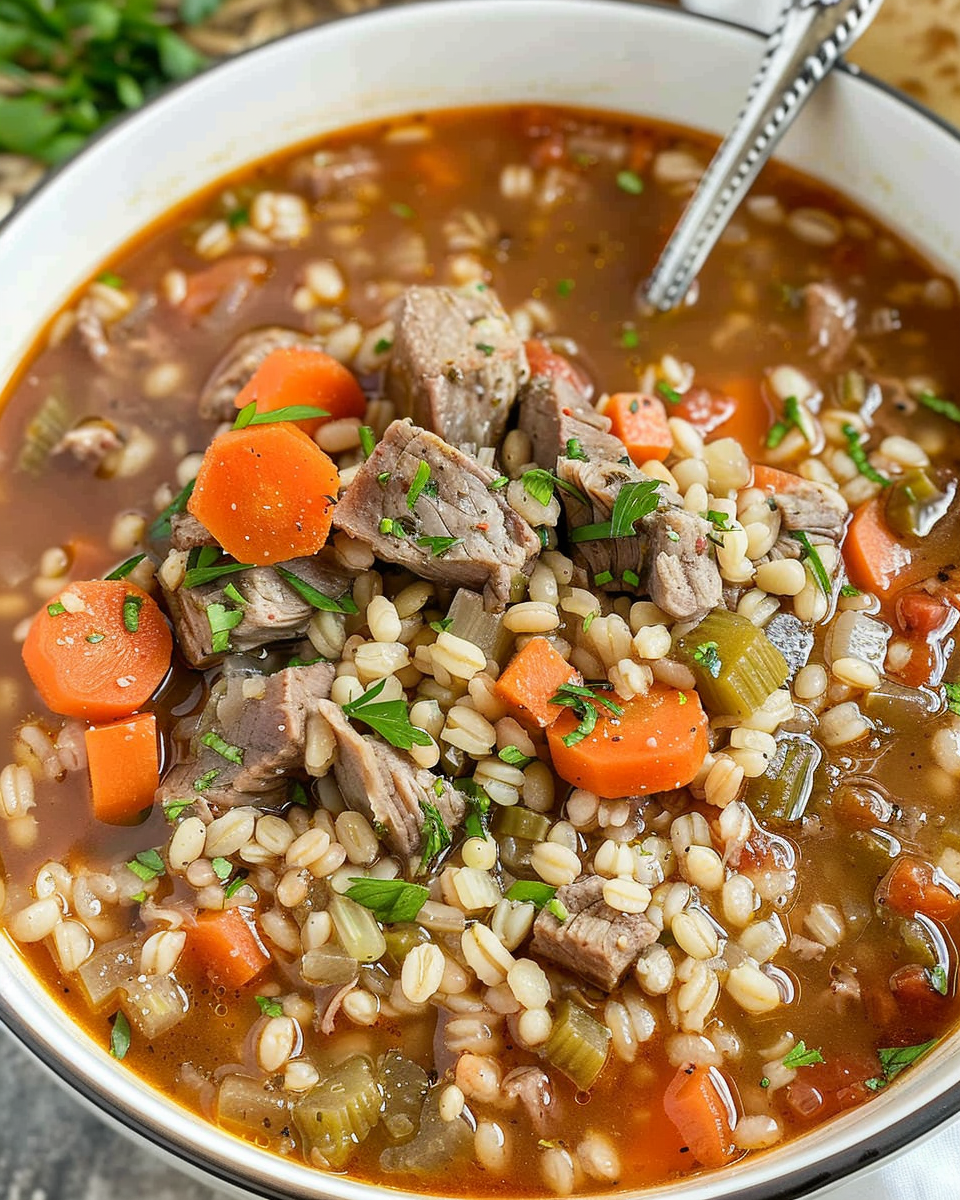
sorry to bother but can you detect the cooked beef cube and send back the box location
[643,505,723,622]
[52,420,123,470]
[531,875,657,991]
[161,553,355,668]
[770,476,849,539]
[557,456,650,587]
[169,512,216,551]
[318,700,465,861]
[519,374,625,469]
[156,663,335,809]
[386,285,528,448]
[804,282,857,370]
[199,326,319,422]
[333,419,540,609]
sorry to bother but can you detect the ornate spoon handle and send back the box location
[644,0,885,312]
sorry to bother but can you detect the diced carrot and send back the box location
[844,498,921,600]
[897,588,952,637]
[663,1065,737,1169]
[877,855,960,922]
[627,130,655,174]
[889,964,949,1020]
[85,713,159,824]
[751,464,808,495]
[546,684,708,799]
[411,146,463,190]
[22,581,172,721]
[180,256,268,318]
[606,393,672,464]
[233,346,366,436]
[189,909,270,989]
[188,424,340,566]
[524,339,591,396]
[494,637,581,729]
[674,378,775,457]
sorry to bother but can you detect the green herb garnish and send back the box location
[105,554,146,581]
[419,800,452,872]
[791,531,832,597]
[162,798,193,822]
[183,559,252,590]
[359,425,376,458]
[407,461,432,510]
[430,617,454,634]
[505,880,568,921]
[110,1011,131,1061]
[520,467,588,509]
[840,584,862,598]
[274,565,358,614]
[570,479,661,543]
[919,392,960,424]
[557,278,575,298]
[692,641,721,679]
[928,964,949,995]
[621,328,640,350]
[86,633,105,644]
[374,338,393,356]
[616,169,644,195]
[499,746,533,769]
[149,479,196,540]
[766,395,805,448]
[345,877,429,923]
[475,342,495,357]
[210,857,232,882]
[255,995,284,1018]
[122,594,142,633]
[565,438,588,462]
[454,778,491,840]
[782,1040,825,1069]
[488,475,509,491]
[46,601,66,617]
[842,424,890,486]
[341,678,432,751]
[126,848,165,883]
[944,683,960,717]
[864,1039,938,1091]
[206,602,243,654]
[549,681,623,747]
[655,380,682,405]
[200,731,244,765]
[193,769,220,793]
[416,536,463,557]
[233,402,329,430]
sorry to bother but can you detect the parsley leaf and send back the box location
[570,479,661,543]
[419,800,452,872]
[206,602,243,653]
[864,1039,939,1091]
[842,424,890,486]
[210,856,232,882]
[122,594,143,633]
[840,584,862,598]
[233,402,329,430]
[163,798,193,822]
[345,877,429,923]
[275,565,358,614]
[407,461,432,510]
[616,169,644,195]
[455,778,491,840]
[104,554,146,581]
[499,746,533,768]
[359,426,377,460]
[927,964,949,995]
[791,531,832,597]
[110,1011,131,1061]
[655,380,682,405]
[557,278,575,298]
[549,681,623,747]
[149,479,196,540]
[565,438,588,461]
[200,731,244,765]
[782,1040,825,1068]
[520,468,588,509]
[126,848,165,882]
[46,601,66,617]
[944,682,960,717]
[505,880,569,921]
[919,392,960,424]
[193,769,220,793]
[488,475,509,491]
[416,536,463,558]
[621,328,639,350]
[255,995,284,1019]
[390,202,416,220]
[692,641,721,679]
[342,679,432,750]
[183,559,252,589]
[766,395,806,448]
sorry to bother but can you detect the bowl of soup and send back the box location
[2,1,960,1197]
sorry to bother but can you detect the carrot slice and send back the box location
[547,684,708,799]
[877,855,960,922]
[524,339,590,395]
[606,393,672,464]
[844,497,919,600]
[674,378,775,457]
[411,146,463,190]
[85,713,159,824]
[751,464,807,495]
[189,909,270,989]
[188,424,339,566]
[663,1065,738,1169]
[494,637,582,729]
[233,346,366,436]
[22,581,171,721]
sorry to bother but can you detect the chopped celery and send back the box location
[498,835,536,880]
[447,589,512,666]
[300,944,361,986]
[382,923,429,965]
[329,894,387,963]
[293,1055,383,1168]
[378,1051,429,1142]
[885,468,951,538]
[77,936,140,1010]
[673,610,788,718]
[17,392,70,473]
[217,1074,290,1136]
[119,973,189,1038]
[745,735,821,821]
[540,999,610,1090]
[492,806,552,843]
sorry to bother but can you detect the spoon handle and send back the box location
[644,0,885,312]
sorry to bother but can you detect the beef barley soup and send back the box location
[2,104,960,1195]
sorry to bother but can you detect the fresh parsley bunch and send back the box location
[0,0,221,162]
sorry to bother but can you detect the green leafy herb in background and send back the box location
[0,1,220,163]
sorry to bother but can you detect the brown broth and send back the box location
[1,105,960,1195]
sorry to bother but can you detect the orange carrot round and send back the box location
[494,637,582,729]
[606,392,672,464]
[189,909,270,988]
[188,424,339,565]
[86,713,159,824]
[22,581,171,721]
[663,1065,738,1169]
[233,346,367,436]
[547,684,708,798]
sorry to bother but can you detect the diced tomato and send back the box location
[897,589,953,637]
[782,1055,875,1125]
[889,964,950,1022]
[876,855,960,922]
[524,339,591,396]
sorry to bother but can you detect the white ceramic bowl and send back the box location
[2,2,960,1197]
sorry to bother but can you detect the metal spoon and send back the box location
[644,0,885,312]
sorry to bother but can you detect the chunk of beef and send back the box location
[770,476,849,539]
[156,663,335,809]
[502,1067,556,1134]
[518,374,624,469]
[169,512,216,551]
[804,282,857,370]
[531,875,658,992]
[386,285,528,448]
[333,419,540,609]
[52,420,123,470]
[199,326,319,422]
[318,700,465,862]
[161,553,355,668]
[642,505,723,622]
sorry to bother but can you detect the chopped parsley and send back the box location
[927,964,949,995]
[233,402,329,430]
[86,633,105,644]
[791,531,832,597]
[193,769,220,793]
[255,995,285,1019]
[919,392,960,424]
[374,338,393,355]
[520,467,588,509]
[126,848,165,882]
[565,438,588,461]
[621,328,640,350]
[666,529,681,542]
[390,201,416,220]
[864,1039,938,1091]
[210,857,232,882]
[840,584,862,598]
[499,745,533,768]
[655,380,682,405]
[359,425,376,459]
[616,169,644,195]
[622,568,640,587]
[416,536,463,557]
[46,601,66,617]
[104,554,146,581]
[406,461,432,509]
[377,471,392,487]
[549,681,624,748]
[766,394,805,448]
[163,798,193,822]
[226,207,249,229]
[206,602,243,654]
[677,691,688,705]
[692,641,722,679]
[842,423,890,486]
[122,594,142,633]
[200,731,244,765]
[97,271,125,289]
[110,1012,131,1061]
[582,610,599,633]
[419,800,452,872]
[222,582,246,607]
[455,778,491,840]
[557,278,575,298]
[345,877,429,923]
[183,558,251,589]
[488,475,509,491]
[505,880,568,921]
[782,1040,825,1069]
[594,571,614,586]
[149,479,196,540]
[945,683,960,717]
[341,678,432,751]
[288,781,310,808]
[430,617,454,634]
[570,479,661,543]
[275,565,359,614]
[475,342,496,356]
[379,517,407,539]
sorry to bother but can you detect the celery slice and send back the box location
[492,806,551,843]
[673,609,788,718]
[329,894,387,963]
[745,734,821,821]
[541,999,610,1090]
[293,1055,384,1168]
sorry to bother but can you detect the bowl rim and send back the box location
[3,2,960,1198]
